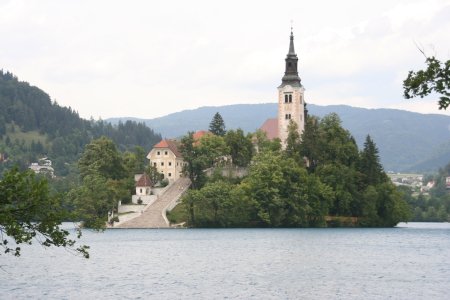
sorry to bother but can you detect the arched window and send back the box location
[284,94,288,103]
[289,94,292,103]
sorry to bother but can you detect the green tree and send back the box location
[78,136,127,180]
[285,120,303,164]
[224,129,253,167]
[144,164,163,185]
[242,151,332,227]
[300,116,321,172]
[253,129,281,153]
[67,174,117,228]
[209,112,226,136]
[182,181,255,227]
[374,182,411,226]
[316,163,361,216]
[179,132,206,190]
[0,167,89,258]
[123,146,147,175]
[403,56,450,110]
[68,137,131,227]
[196,134,229,167]
[317,113,359,166]
[358,135,387,187]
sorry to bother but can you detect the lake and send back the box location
[1,223,449,299]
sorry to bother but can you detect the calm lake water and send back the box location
[1,223,449,299]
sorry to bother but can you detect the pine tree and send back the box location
[359,135,386,186]
[209,112,226,136]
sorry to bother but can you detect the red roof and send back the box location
[153,139,182,157]
[136,174,153,187]
[260,118,279,140]
[193,130,210,141]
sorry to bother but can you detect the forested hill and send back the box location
[108,103,450,173]
[0,70,162,175]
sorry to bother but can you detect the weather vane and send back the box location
[290,20,293,33]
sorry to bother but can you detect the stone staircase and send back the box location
[115,177,191,228]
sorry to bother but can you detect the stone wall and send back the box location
[118,204,147,214]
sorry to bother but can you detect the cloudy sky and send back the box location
[1,0,449,119]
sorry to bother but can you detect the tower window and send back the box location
[288,62,292,67]
[284,95,288,103]
[285,114,291,120]
[289,94,292,103]
[169,162,172,166]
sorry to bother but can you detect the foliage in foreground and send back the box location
[0,167,89,258]
[403,56,450,110]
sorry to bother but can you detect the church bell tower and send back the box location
[278,28,305,148]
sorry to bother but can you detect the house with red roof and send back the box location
[146,139,185,182]
[135,173,153,196]
[146,130,213,182]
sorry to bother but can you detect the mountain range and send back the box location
[107,103,450,173]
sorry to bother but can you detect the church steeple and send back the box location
[288,28,296,55]
[280,28,301,88]
[277,26,305,149]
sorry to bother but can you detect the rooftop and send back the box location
[260,118,279,140]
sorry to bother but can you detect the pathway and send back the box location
[115,177,191,228]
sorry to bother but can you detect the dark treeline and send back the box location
[0,70,161,175]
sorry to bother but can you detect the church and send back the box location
[260,29,305,148]
[147,30,306,180]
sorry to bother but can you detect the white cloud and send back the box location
[0,0,449,119]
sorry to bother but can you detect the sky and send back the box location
[1,0,450,119]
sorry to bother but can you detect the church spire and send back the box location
[280,27,301,88]
[288,27,295,55]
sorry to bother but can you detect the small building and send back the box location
[136,173,152,196]
[147,139,184,182]
[29,157,55,178]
